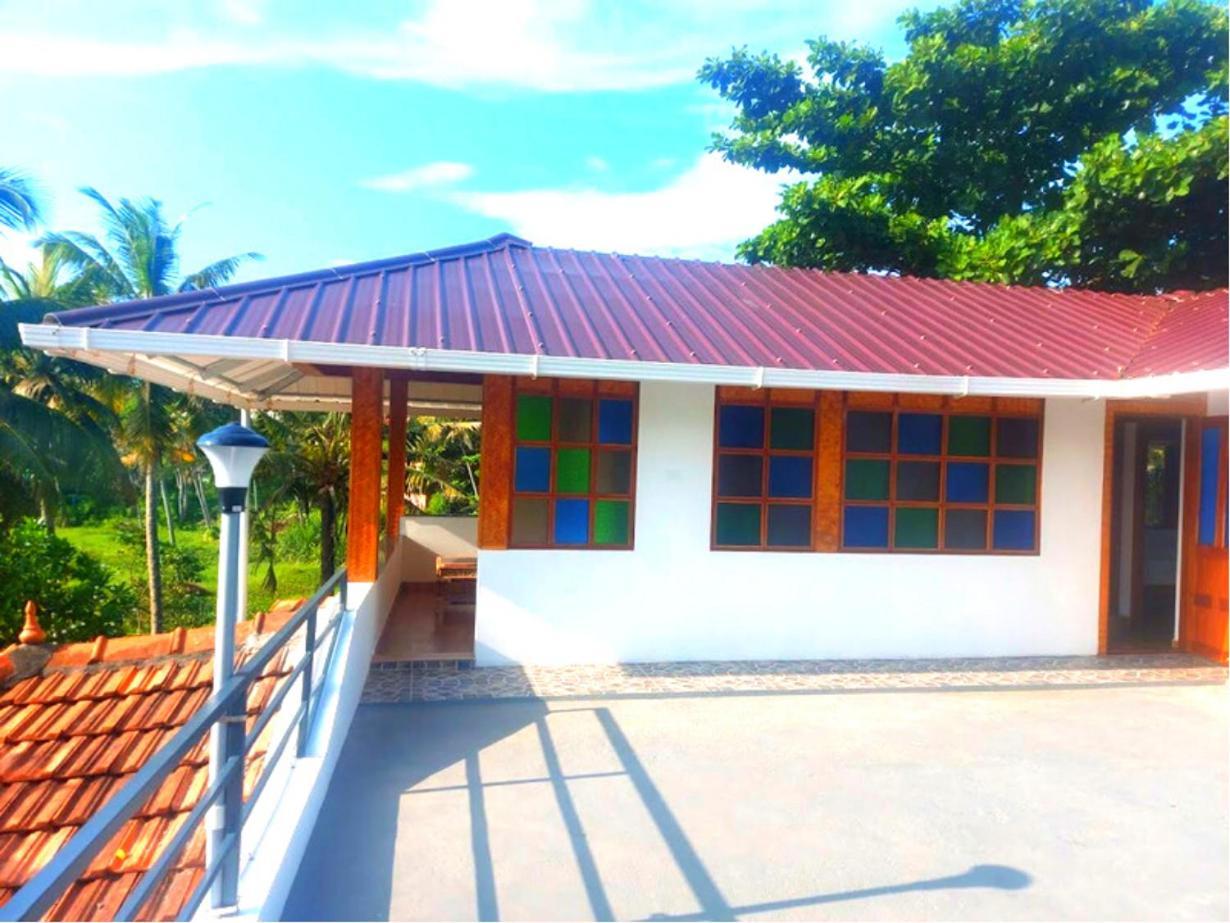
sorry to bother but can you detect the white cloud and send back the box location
[218,0,266,26]
[359,161,475,193]
[0,32,270,77]
[0,232,41,272]
[450,153,795,260]
[0,0,916,91]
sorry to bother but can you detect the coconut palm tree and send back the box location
[0,168,40,231]
[1,243,124,530]
[259,413,351,584]
[42,188,260,632]
[406,418,480,514]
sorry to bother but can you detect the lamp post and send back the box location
[197,422,268,911]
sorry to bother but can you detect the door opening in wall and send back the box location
[1108,417,1184,652]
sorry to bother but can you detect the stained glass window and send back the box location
[509,381,637,548]
[841,404,1041,553]
[713,396,817,549]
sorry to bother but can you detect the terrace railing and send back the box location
[0,568,350,922]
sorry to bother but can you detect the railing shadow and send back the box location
[284,698,1032,922]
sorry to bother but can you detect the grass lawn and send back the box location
[59,522,322,622]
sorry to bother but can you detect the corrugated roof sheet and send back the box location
[45,234,1228,381]
[0,602,302,921]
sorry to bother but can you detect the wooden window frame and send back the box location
[509,378,639,550]
[840,402,1044,555]
[710,389,821,552]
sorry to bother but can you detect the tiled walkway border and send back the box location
[362,654,1227,703]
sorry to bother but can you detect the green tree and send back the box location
[700,0,1228,291]
[43,189,259,632]
[258,413,351,584]
[0,519,134,644]
[1,232,125,532]
[406,418,480,515]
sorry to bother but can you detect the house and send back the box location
[0,602,299,921]
[10,233,1229,920]
[17,234,1228,669]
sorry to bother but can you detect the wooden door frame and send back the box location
[1098,395,1207,655]
[1183,414,1230,662]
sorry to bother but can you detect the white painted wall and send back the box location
[1207,387,1229,416]
[476,383,1107,665]
[399,515,477,582]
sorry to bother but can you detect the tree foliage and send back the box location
[700,0,1228,291]
[0,519,134,644]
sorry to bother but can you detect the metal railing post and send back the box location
[208,493,246,911]
[297,603,316,757]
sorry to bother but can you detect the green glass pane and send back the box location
[996,464,1037,504]
[511,497,548,545]
[769,407,814,451]
[948,416,990,456]
[516,394,552,441]
[845,459,890,500]
[555,447,591,494]
[715,503,761,546]
[558,397,592,442]
[894,507,938,549]
[594,500,630,546]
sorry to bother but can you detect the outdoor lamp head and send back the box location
[198,423,269,493]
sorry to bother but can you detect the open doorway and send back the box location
[1108,417,1184,651]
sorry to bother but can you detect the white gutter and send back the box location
[19,322,1229,402]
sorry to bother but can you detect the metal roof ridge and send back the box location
[43,233,534,327]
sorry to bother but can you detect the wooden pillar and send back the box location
[814,390,844,552]
[386,377,409,543]
[477,375,513,549]
[347,367,384,582]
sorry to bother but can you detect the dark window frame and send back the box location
[509,380,639,550]
[840,407,1044,555]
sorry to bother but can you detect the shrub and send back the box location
[0,519,135,644]
[110,520,213,632]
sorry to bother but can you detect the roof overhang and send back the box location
[19,323,1229,408]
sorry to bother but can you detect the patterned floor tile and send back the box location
[359,653,1226,703]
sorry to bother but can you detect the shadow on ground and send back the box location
[283,700,1031,921]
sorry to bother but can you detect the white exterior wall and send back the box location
[399,515,477,582]
[476,382,1107,665]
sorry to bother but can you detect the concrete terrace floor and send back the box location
[284,682,1229,921]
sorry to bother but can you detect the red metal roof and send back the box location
[45,234,1228,381]
[0,603,300,921]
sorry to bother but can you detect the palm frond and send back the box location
[0,168,42,230]
[179,253,262,292]
[39,231,134,299]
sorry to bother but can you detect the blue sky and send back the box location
[0,0,933,284]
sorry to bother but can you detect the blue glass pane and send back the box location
[898,413,942,455]
[993,510,1035,550]
[946,462,989,503]
[514,446,550,492]
[598,399,634,445]
[844,506,889,548]
[554,499,590,544]
[1199,426,1222,545]
[768,455,813,498]
[718,404,765,448]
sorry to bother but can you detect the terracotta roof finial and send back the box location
[19,601,46,646]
